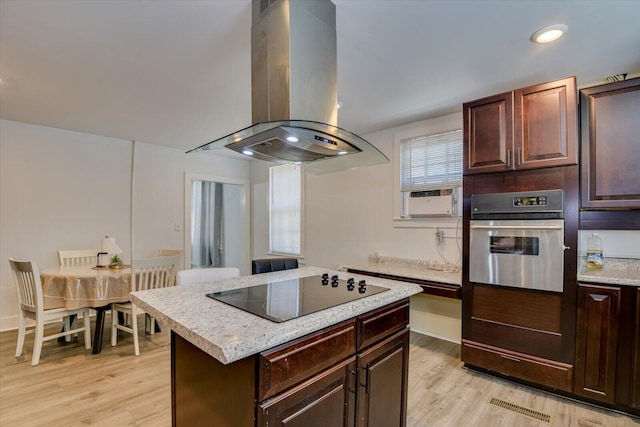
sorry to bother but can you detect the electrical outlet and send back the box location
[435,228,444,245]
[175,223,181,232]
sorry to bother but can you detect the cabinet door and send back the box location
[514,76,578,170]
[574,284,621,404]
[356,328,409,427]
[580,78,640,209]
[258,357,356,427]
[463,92,513,175]
[632,289,640,409]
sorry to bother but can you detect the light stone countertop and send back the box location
[342,255,462,286]
[577,257,640,287]
[130,266,422,364]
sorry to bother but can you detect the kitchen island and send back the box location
[130,266,422,426]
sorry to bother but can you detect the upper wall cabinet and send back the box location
[580,78,640,209]
[463,77,578,175]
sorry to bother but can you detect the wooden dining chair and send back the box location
[9,258,92,366]
[111,255,180,356]
[176,267,240,285]
[57,249,99,266]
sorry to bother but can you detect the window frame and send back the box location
[268,163,305,258]
[392,112,463,227]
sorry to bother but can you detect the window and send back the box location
[400,129,463,192]
[269,164,302,256]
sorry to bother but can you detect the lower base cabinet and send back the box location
[574,284,620,403]
[632,290,640,409]
[172,299,411,427]
[356,330,409,427]
[574,282,639,414]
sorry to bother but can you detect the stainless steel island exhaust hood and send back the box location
[187,0,388,175]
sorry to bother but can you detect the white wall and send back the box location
[251,113,465,268]
[0,119,250,330]
[131,142,250,263]
[578,230,639,259]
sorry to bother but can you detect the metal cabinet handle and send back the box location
[517,149,521,167]
[506,148,511,168]
[500,354,521,362]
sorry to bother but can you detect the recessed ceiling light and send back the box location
[286,136,299,143]
[242,150,253,156]
[338,151,347,155]
[530,24,568,44]
[337,101,343,109]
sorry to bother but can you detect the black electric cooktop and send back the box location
[206,274,388,323]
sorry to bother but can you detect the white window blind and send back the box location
[400,129,463,192]
[269,163,301,255]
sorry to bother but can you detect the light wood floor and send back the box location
[0,318,638,426]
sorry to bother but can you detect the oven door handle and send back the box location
[469,224,563,230]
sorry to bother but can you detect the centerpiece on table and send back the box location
[109,254,124,269]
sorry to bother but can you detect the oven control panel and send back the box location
[513,195,547,207]
[471,189,563,219]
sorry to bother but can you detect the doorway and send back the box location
[184,173,250,275]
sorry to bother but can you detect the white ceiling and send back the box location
[1,0,639,153]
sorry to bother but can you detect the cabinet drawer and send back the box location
[462,340,573,392]
[357,299,409,351]
[258,357,356,427]
[259,320,356,401]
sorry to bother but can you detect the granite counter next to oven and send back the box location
[577,257,640,287]
[129,266,422,364]
[342,255,462,286]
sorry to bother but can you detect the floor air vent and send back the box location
[488,397,553,424]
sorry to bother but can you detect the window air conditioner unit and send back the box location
[406,187,462,217]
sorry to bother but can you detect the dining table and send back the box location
[40,264,131,354]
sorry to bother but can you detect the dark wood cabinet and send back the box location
[463,76,577,175]
[463,92,513,174]
[632,289,640,409]
[573,282,640,415]
[259,357,356,427]
[172,299,411,427]
[356,329,409,427]
[574,284,621,403]
[580,78,640,209]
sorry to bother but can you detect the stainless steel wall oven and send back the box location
[469,189,567,292]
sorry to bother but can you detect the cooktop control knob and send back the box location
[358,280,366,293]
[347,283,355,291]
[347,278,355,285]
[322,273,329,280]
[331,275,339,287]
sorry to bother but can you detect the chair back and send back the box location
[176,267,240,285]
[58,249,99,266]
[9,258,43,312]
[131,255,180,292]
[158,248,182,257]
[251,257,299,274]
